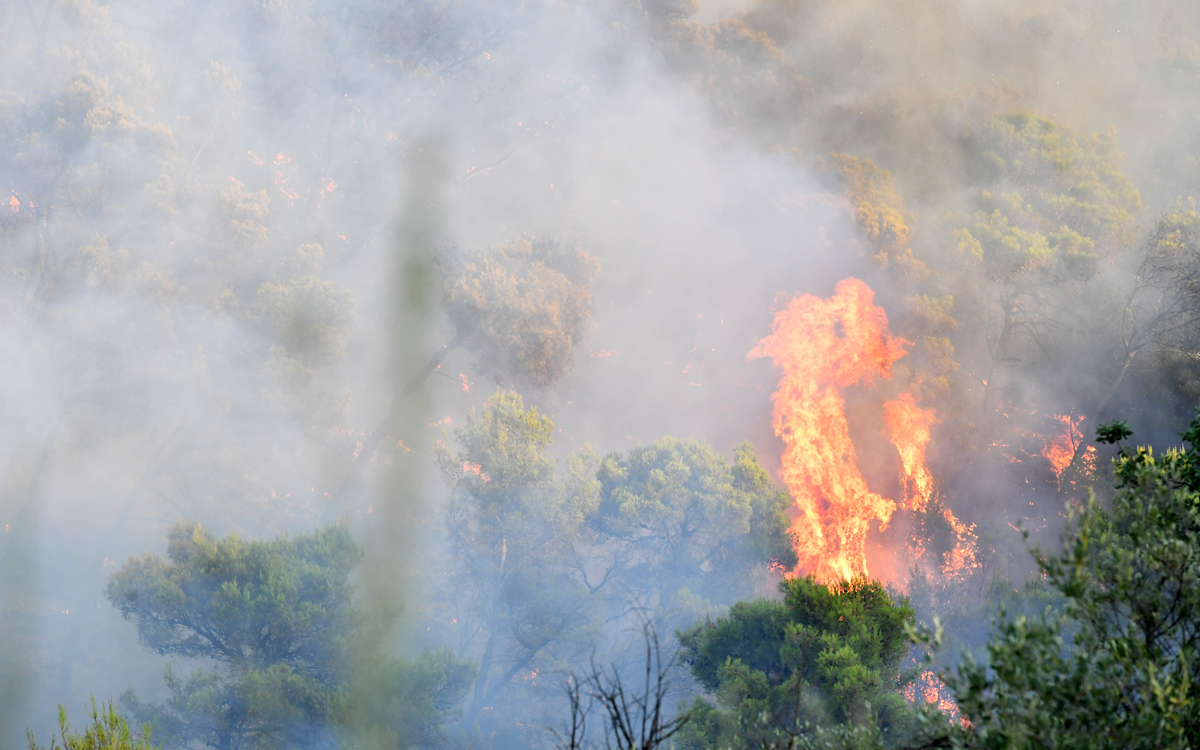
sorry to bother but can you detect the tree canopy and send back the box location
[434,390,799,742]
[440,238,600,388]
[921,410,1200,749]
[105,523,472,750]
[678,576,918,750]
[595,438,797,621]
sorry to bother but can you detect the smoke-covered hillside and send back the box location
[4,1,1200,748]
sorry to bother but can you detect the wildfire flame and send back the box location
[904,670,961,720]
[750,278,909,581]
[751,277,981,585]
[883,395,937,512]
[1043,413,1096,485]
[939,507,981,581]
[991,412,1097,491]
[1039,414,1076,475]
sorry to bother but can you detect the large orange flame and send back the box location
[750,278,908,581]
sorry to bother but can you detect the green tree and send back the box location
[341,646,476,750]
[28,698,156,750]
[824,153,927,281]
[594,438,797,627]
[678,576,919,750]
[331,236,599,505]
[106,522,360,750]
[921,411,1200,749]
[435,392,802,743]
[106,523,474,750]
[435,389,602,736]
[256,275,356,366]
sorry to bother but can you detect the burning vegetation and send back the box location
[7,1,1200,749]
[749,277,907,582]
[750,278,980,587]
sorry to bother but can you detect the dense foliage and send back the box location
[439,238,600,388]
[594,438,799,619]
[920,412,1200,748]
[435,390,796,742]
[105,524,472,750]
[8,0,1200,748]
[678,577,918,750]
[106,523,358,750]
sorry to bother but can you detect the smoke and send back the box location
[3,0,1200,745]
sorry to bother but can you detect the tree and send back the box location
[677,576,920,750]
[650,12,809,149]
[435,389,603,737]
[555,624,689,750]
[593,438,798,628]
[435,392,803,743]
[951,112,1141,409]
[106,522,360,750]
[107,522,475,750]
[341,646,476,750]
[330,236,599,507]
[919,411,1200,749]
[256,275,356,366]
[824,153,927,282]
[439,236,600,388]
[27,698,157,750]
[1096,201,1200,415]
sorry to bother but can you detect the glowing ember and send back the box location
[9,196,19,212]
[750,278,907,581]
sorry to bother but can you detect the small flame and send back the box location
[904,670,960,719]
[1043,414,1084,479]
[462,461,491,482]
[883,394,937,512]
[940,507,981,580]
